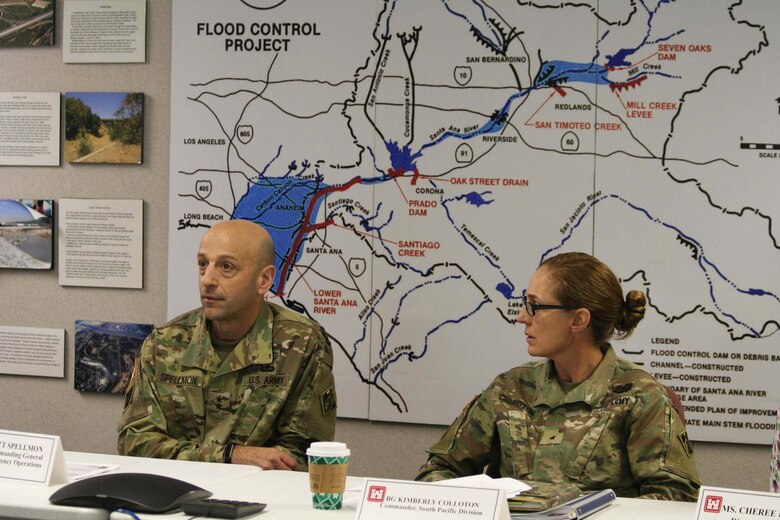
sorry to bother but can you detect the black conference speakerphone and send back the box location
[49,472,266,517]
[49,472,211,513]
[49,473,265,518]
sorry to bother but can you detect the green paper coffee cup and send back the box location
[307,441,350,510]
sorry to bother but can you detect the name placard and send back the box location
[696,486,780,519]
[355,478,510,520]
[0,430,67,485]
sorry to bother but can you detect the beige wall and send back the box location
[0,1,771,492]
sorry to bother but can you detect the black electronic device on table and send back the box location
[48,472,212,513]
[179,497,267,518]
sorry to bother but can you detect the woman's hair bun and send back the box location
[617,289,646,337]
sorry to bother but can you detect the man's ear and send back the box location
[570,308,591,333]
[257,264,276,296]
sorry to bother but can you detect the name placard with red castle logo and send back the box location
[696,486,780,520]
[356,478,510,520]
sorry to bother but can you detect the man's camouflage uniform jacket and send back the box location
[417,346,700,501]
[117,302,336,469]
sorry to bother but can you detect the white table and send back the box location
[0,451,699,519]
[588,497,696,519]
[0,451,259,520]
[124,470,365,519]
[132,469,698,520]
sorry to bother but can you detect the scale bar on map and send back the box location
[740,142,780,150]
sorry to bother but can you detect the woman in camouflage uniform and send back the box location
[417,252,700,501]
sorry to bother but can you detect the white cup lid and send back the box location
[306,441,350,457]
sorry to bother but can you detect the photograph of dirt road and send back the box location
[64,92,144,164]
[0,0,54,47]
[0,199,53,269]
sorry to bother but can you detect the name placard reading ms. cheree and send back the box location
[696,486,780,520]
[0,430,67,485]
[355,478,509,520]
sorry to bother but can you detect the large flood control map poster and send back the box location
[169,0,779,444]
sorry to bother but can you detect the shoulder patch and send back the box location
[126,357,140,394]
[320,386,337,415]
[678,431,694,457]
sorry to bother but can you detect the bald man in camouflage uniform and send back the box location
[118,220,336,470]
[416,346,700,501]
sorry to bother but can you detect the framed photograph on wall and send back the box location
[0,1,55,47]
[64,92,144,164]
[0,199,53,269]
[74,320,153,393]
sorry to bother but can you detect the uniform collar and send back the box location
[535,344,617,408]
[180,304,274,373]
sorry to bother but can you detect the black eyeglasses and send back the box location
[520,296,579,316]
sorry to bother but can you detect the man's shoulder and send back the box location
[149,308,201,341]
[268,302,326,333]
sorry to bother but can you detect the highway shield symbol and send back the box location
[348,257,366,277]
[195,180,212,199]
[237,125,254,144]
[561,131,579,151]
[455,143,473,163]
[454,66,472,86]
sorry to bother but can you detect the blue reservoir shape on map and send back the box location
[535,61,611,86]
[232,177,326,288]
[496,282,514,299]
[463,191,493,207]
[385,140,423,172]
[606,48,637,69]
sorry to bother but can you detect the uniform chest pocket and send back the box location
[157,380,204,439]
[563,409,626,486]
[496,410,532,478]
[231,386,285,443]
